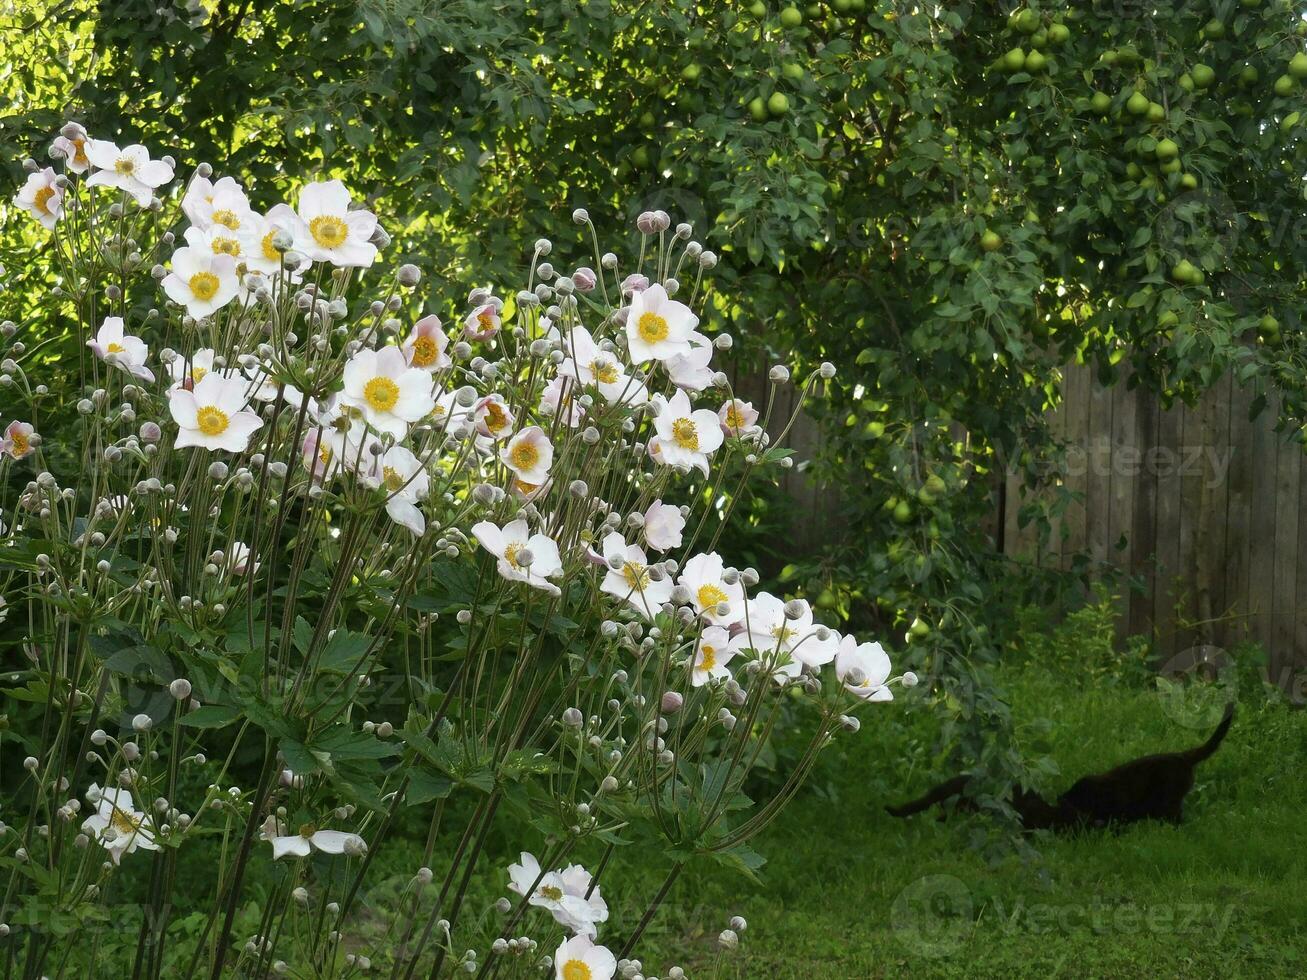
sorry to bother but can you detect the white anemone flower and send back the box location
[546,320,598,363]
[182,175,252,231]
[14,168,64,230]
[499,426,554,485]
[302,426,344,482]
[471,519,563,595]
[642,499,685,552]
[340,346,435,438]
[691,626,736,687]
[227,541,260,576]
[539,376,587,428]
[719,398,761,438]
[625,282,697,364]
[242,361,306,408]
[507,854,609,938]
[81,783,159,865]
[474,394,514,440]
[237,205,308,276]
[600,531,673,618]
[87,316,154,382]
[84,140,173,205]
[51,124,91,173]
[168,372,264,452]
[463,302,501,340]
[677,552,745,626]
[553,863,609,937]
[665,333,714,391]
[563,350,648,407]
[260,816,366,860]
[183,224,245,265]
[554,935,616,980]
[731,592,837,670]
[161,247,240,318]
[288,179,378,267]
[834,636,894,702]
[424,388,472,433]
[649,390,724,476]
[365,445,430,537]
[2,421,36,460]
[402,314,451,371]
[168,348,225,388]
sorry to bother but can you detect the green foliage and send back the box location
[6,0,1307,841]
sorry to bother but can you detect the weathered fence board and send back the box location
[734,358,1304,677]
[1000,363,1305,678]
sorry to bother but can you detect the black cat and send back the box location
[886,705,1234,831]
[885,774,1067,829]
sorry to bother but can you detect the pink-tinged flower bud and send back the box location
[572,266,597,292]
[660,691,684,714]
[636,211,659,234]
[620,273,649,296]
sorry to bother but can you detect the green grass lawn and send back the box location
[71,622,1306,978]
[616,651,1307,979]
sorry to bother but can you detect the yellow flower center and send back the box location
[537,884,563,902]
[298,823,317,838]
[637,311,669,344]
[106,342,125,354]
[211,208,241,230]
[410,335,439,367]
[191,366,208,383]
[671,418,699,450]
[34,185,56,214]
[309,214,348,249]
[114,157,136,175]
[483,401,508,433]
[591,359,620,384]
[477,310,496,330]
[318,444,333,466]
[725,406,747,430]
[383,465,405,492]
[71,139,88,166]
[211,236,241,256]
[562,962,592,980]
[503,542,523,569]
[363,376,400,412]
[260,231,281,262]
[109,806,141,835]
[697,584,728,609]
[10,431,28,456]
[771,624,796,644]
[700,644,717,672]
[196,406,230,436]
[188,271,220,301]
[622,561,650,591]
[510,441,539,472]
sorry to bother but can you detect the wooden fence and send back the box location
[1000,364,1307,681]
[733,357,1307,680]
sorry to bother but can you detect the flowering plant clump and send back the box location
[0,123,915,977]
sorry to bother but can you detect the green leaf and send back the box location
[180,705,243,729]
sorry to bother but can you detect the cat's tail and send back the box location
[1184,702,1235,764]
[885,774,971,817]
